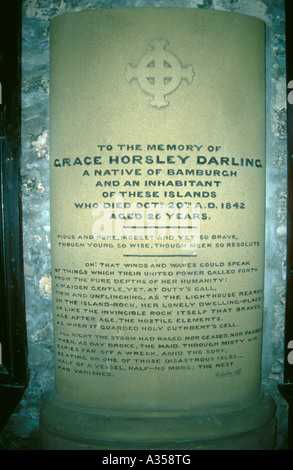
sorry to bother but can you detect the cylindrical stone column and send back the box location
[40,8,276,450]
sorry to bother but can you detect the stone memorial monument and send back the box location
[40,8,276,449]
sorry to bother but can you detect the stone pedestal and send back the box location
[40,8,275,450]
[40,392,275,450]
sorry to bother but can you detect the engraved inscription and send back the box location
[126,39,194,108]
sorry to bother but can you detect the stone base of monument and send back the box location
[40,392,276,450]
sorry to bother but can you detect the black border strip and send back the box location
[0,0,28,432]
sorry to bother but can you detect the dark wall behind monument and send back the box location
[0,0,288,449]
